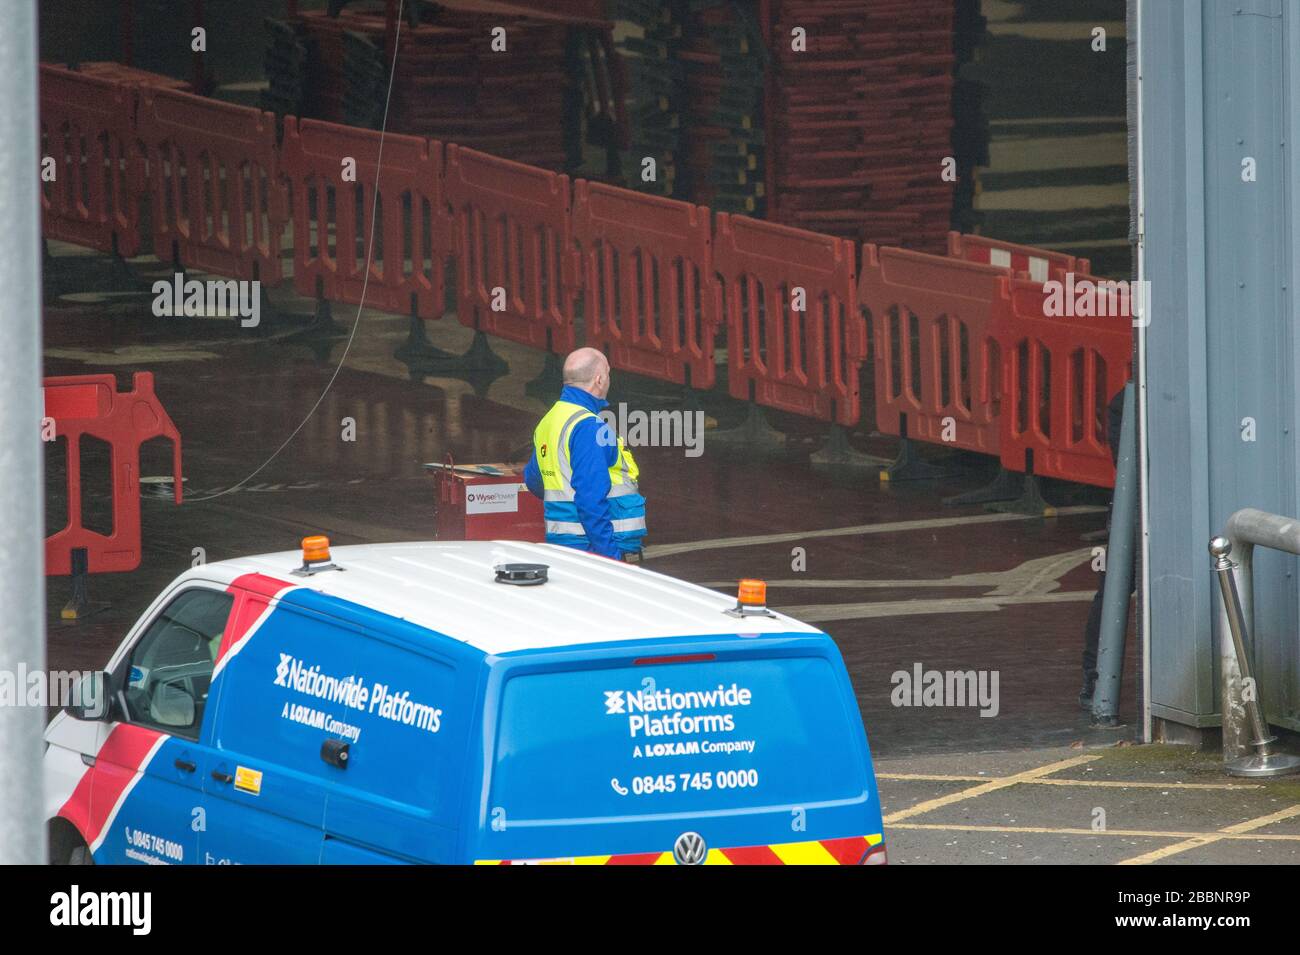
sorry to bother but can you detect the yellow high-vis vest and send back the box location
[534,399,645,553]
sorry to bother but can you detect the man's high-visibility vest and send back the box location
[533,399,646,553]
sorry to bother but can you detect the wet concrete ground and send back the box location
[43,239,1137,761]
[47,241,1300,865]
[879,744,1300,865]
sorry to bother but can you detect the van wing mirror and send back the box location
[66,670,114,723]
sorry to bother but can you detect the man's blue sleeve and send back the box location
[567,417,619,558]
[523,451,543,499]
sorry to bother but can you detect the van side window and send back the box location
[121,588,233,740]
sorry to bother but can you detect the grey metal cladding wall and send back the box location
[1142,0,1299,729]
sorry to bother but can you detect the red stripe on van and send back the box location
[719,843,784,865]
[214,573,296,666]
[606,852,666,865]
[820,835,873,865]
[69,723,164,848]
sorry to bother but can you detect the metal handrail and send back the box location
[1208,508,1300,777]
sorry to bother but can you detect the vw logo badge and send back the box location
[673,831,707,866]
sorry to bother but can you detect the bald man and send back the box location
[523,348,646,559]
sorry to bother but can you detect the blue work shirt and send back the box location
[524,385,621,558]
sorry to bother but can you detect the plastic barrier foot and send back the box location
[60,576,88,621]
[679,388,718,432]
[394,334,462,370]
[395,313,438,360]
[59,550,105,621]
[985,473,1058,518]
[109,250,135,284]
[811,424,892,469]
[707,402,785,453]
[397,329,509,388]
[525,352,564,401]
[942,467,1024,507]
[459,331,510,376]
[879,438,950,482]
[311,294,343,335]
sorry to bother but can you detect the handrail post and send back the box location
[1207,528,1300,776]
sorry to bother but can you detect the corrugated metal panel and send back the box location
[1142,0,1300,728]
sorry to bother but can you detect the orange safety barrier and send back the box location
[858,243,1007,455]
[444,144,577,352]
[993,275,1132,488]
[43,373,182,576]
[136,89,287,284]
[946,231,1089,283]
[714,214,864,425]
[572,181,720,387]
[37,65,1142,495]
[281,117,451,319]
[38,64,144,257]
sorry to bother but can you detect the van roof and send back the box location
[206,541,821,655]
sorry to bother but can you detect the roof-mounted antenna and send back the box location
[494,563,548,586]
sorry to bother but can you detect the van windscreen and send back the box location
[489,654,866,820]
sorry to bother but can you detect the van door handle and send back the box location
[174,758,196,773]
[211,769,233,784]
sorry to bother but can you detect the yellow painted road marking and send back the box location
[1024,778,1260,791]
[892,822,1300,842]
[882,754,1100,824]
[1117,803,1300,865]
[878,772,1262,791]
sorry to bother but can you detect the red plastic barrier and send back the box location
[38,65,144,257]
[714,213,864,425]
[282,117,451,319]
[43,373,183,575]
[994,276,1132,488]
[858,244,1007,454]
[947,231,1089,283]
[444,144,577,352]
[75,62,192,92]
[136,89,287,284]
[572,181,719,388]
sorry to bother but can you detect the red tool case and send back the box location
[427,459,544,542]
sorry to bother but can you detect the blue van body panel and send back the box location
[198,588,487,864]
[467,632,883,863]
[78,583,881,865]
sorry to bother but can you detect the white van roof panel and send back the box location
[209,541,821,655]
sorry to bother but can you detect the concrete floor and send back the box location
[70,240,1300,865]
[44,237,1137,765]
[35,0,1290,871]
[880,744,1300,865]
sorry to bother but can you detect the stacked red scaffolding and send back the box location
[296,7,576,170]
[37,64,1132,492]
[767,0,956,252]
